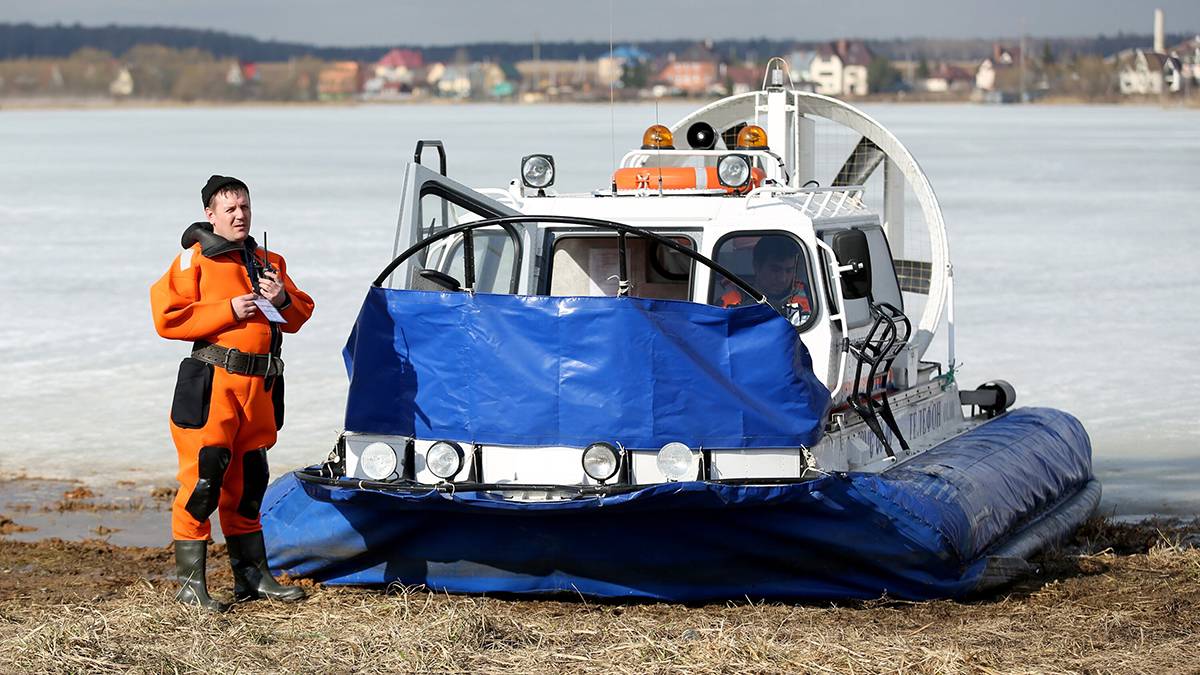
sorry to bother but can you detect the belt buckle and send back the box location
[222,348,243,374]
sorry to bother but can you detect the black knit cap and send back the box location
[201,175,249,208]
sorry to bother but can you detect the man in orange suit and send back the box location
[720,236,812,317]
[151,175,314,611]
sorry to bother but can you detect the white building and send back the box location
[433,62,507,99]
[975,60,996,91]
[109,68,133,97]
[792,40,871,97]
[1119,49,1183,95]
[225,63,244,87]
[975,45,1019,92]
[374,49,423,86]
[1169,36,1200,88]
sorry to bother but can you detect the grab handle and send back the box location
[413,140,447,176]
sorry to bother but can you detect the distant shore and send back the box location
[4,94,1198,112]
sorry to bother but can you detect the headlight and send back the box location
[717,154,751,189]
[656,442,698,482]
[520,154,555,189]
[426,441,464,480]
[360,442,398,480]
[581,442,620,482]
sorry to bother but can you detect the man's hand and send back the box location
[231,293,259,320]
[258,271,288,308]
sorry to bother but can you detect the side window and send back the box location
[399,186,520,293]
[548,235,694,300]
[709,233,816,325]
[412,192,462,271]
[818,226,903,311]
[419,191,458,238]
[443,230,519,294]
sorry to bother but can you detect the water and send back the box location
[0,102,1197,516]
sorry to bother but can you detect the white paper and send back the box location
[253,297,288,323]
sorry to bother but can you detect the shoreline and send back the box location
[1,475,176,548]
[2,472,1197,548]
[4,94,1198,112]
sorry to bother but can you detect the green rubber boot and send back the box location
[173,540,230,612]
[226,531,306,603]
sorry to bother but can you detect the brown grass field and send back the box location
[1,517,1198,674]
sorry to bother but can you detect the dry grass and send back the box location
[1,520,1199,674]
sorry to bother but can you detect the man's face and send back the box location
[756,256,797,296]
[206,189,251,242]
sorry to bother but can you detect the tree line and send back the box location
[0,22,1186,64]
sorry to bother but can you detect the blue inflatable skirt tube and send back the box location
[261,408,1096,601]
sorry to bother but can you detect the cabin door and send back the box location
[387,162,533,293]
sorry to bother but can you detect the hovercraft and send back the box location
[260,61,1098,601]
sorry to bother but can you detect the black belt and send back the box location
[192,343,284,378]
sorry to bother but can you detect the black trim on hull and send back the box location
[296,466,825,498]
[974,479,1103,592]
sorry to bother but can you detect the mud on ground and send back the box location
[1,517,1199,673]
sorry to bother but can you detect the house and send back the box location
[318,61,363,99]
[657,42,719,95]
[374,49,424,85]
[435,63,472,98]
[783,51,822,92]
[1119,49,1183,95]
[975,59,996,91]
[794,40,871,96]
[366,50,425,99]
[808,45,843,95]
[516,58,601,94]
[596,46,649,90]
[109,68,134,96]
[1169,36,1200,87]
[434,61,507,99]
[719,64,763,95]
[919,63,974,93]
[837,40,872,96]
[226,61,257,87]
[975,44,1021,92]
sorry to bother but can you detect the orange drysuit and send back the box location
[721,281,811,314]
[151,223,314,541]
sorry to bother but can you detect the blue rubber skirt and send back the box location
[261,407,1095,601]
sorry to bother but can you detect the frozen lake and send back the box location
[0,101,1196,516]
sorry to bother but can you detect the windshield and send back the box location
[709,232,817,328]
[546,234,695,300]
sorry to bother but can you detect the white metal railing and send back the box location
[746,185,869,219]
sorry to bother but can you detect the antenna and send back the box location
[609,0,616,174]
[655,99,663,196]
[261,230,275,273]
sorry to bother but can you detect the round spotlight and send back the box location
[520,154,555,189]
[656,442,698,482]
[360,442,398,480]
[735,124,768,150]
[582,442,621,482]
[717,154,752,189]
[426,441,464,480]
[641,124,675,150]
[685,121,717,150]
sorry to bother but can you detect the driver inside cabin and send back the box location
[718,236,813,319]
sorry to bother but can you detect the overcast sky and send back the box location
[3,1,1197,46]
